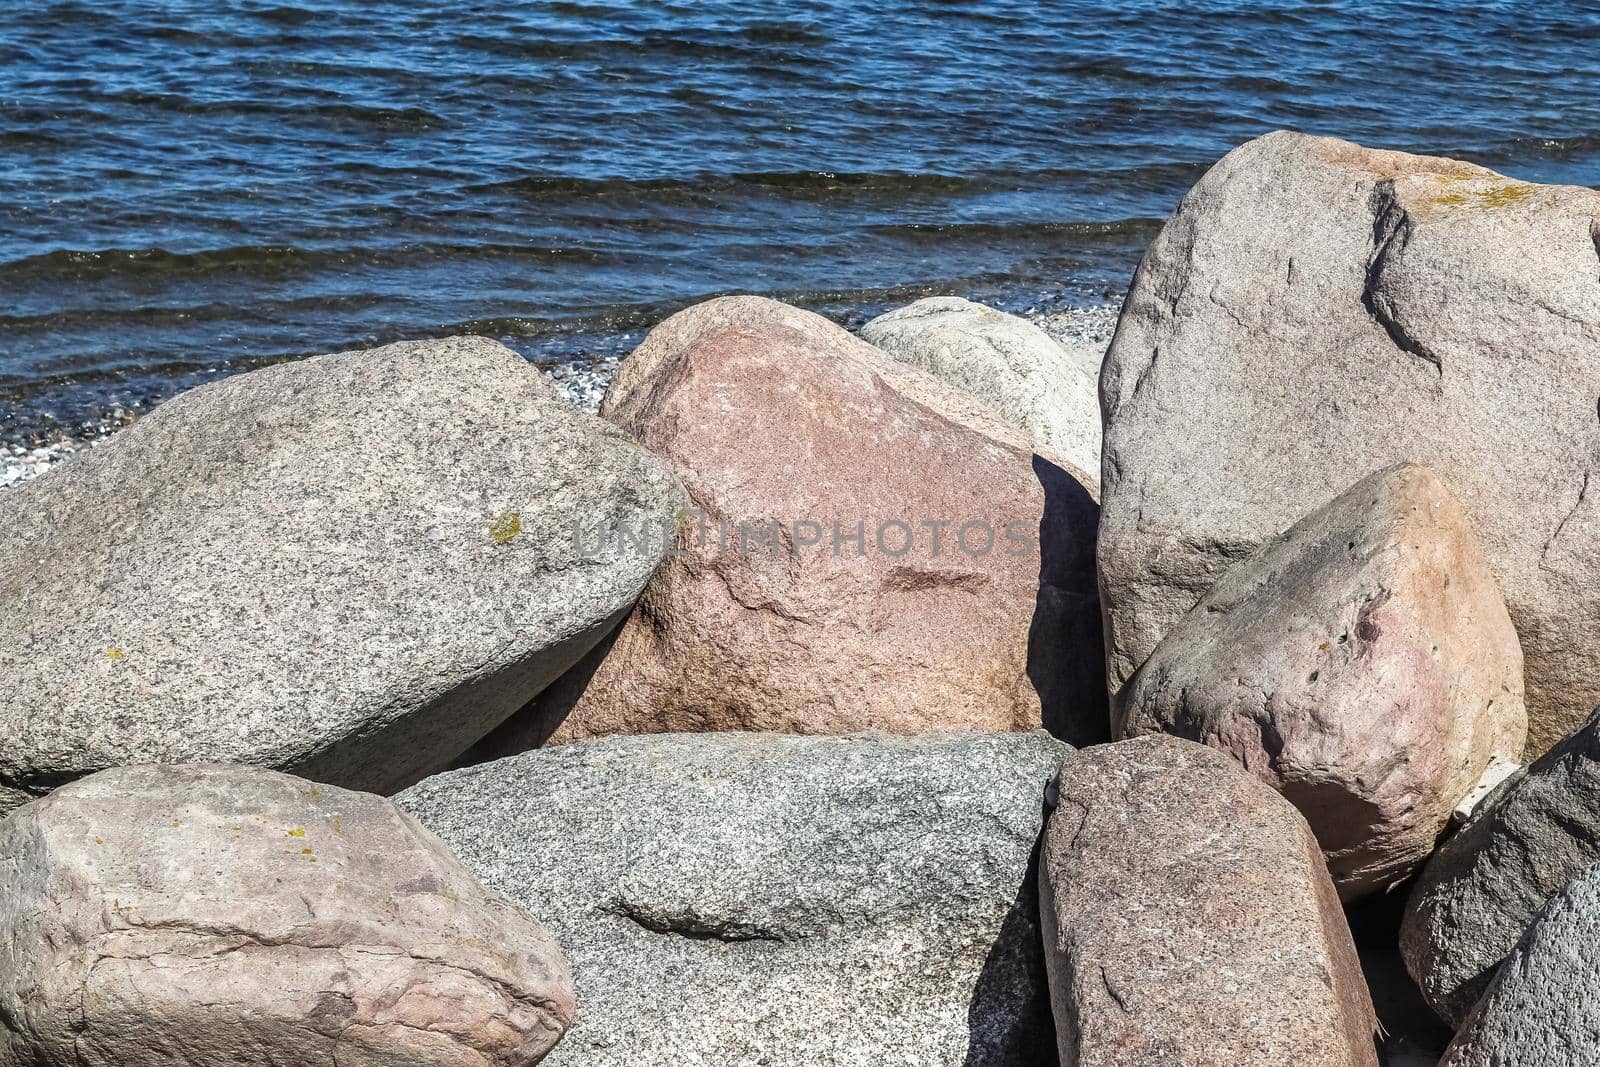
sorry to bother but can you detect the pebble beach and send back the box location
[0,301,1124,490]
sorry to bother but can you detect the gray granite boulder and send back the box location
[861,296,1102,483]
[1115,464,1526,900]
[0,764,575,1067]
[399,731,1066,1067]
[0,338,682,811]
[1040,735,1380,1066]
[1439,862,1600,1066]
[1402,706,1600,1025]
[1098,130,1600,759]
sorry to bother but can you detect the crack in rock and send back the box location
[602,898,794,944]
[1362,182,1443,376]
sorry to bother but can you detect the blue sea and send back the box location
[4,0,1600,438]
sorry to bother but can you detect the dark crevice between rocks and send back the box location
[1028,453,1108,748]
[1344,875,1454,1064]
[963,821,1057,1067]
[0,767,78,807]
[446,602,634,768]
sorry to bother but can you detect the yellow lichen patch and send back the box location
[169,820,181,829]
[106,648,126,661]
[490,510,523,545]
[305,787,322,802]
[331,817,343,834]
[301,847,314,855]
[1478,183,1538,207]
[286,828,306,838]
[94,837,104,845]
[1422,173,1540,211]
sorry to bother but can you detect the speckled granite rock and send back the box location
[1098,130,1600,759]
[1402,706,1600,1025]
[1115,464,1526,900]
[1439,861,1600,1065]
[861,296,1102,484]
[477,296,1105,752]
[0,338,682,811]
[0,764,575,1067]
[1040,735,1380,1066]
[400,731,1066,1067]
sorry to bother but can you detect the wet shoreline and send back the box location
[0,299,1123,489]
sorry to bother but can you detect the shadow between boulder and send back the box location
[449,608,627,768]
[1028,453,1108,748]
[964,816,1058,1067]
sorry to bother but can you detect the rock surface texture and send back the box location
[1402,706,1600,1025]
[1438,862,1600,1066]
[0,765,575,1067]
[1097,130,1600,758]
[0,338,681,810]
[860,296,1102,483]
[1114,464,1526,899]
[400,730,1066,1067]
[1040,735,1380,1067]
[482,296,1105,751]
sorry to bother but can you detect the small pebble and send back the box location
[543,354,623,415]
[0,410,135,490]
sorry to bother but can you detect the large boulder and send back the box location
[1402,706,1600,1025]
[0,338,681,810]
[1438,862,1600,1066]
[399,730,1066,1067]
[1114,464,1526,899]
[1098,130,1600,758]
[1040,735,1380,1066]
[480,296,1105,751]
[860,296,1102,483]
[0,765,575,1067]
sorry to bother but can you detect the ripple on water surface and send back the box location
[2,0,1599,438]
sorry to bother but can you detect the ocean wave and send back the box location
[865,217,1165,247]
[61,89,451,133]
[465,162,1209,204]
[0,242,627,288]
[0,293,392,336]
[1518,134,1600,160]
